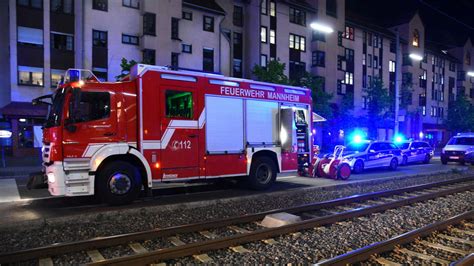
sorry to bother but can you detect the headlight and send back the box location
[47,172,55,183]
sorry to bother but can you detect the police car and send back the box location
[398,141,433,165]
[441,133,474,165]
[343,140,403,174]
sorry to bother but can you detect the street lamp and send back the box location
[310,22,334,33]
[467,71,474,77]
[409,53,423,61]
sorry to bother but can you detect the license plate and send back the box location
[449,156,459,159]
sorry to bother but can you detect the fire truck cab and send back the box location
[32,64,313,204]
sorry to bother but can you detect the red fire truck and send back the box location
[30,64,313,204]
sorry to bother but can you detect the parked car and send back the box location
[343,140,403,174]
[397,141,433,165]
[441,133,474,165]
[464,148,474,165]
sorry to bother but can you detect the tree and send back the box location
[445,95,474,133]
[115,57,138,80]
[252,59,290,85]
[363,77,393,138]
[293,72,333,120]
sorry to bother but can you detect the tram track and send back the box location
[0,177,472,265]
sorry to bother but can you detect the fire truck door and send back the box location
[63,91,118,159]
[160,88,199,178]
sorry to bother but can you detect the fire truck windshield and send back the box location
[44,88,66,128]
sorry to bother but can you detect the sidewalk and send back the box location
[0,155,42,177]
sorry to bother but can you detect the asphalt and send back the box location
[0,157,470,229]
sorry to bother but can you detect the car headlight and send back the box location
[47,172,55,183]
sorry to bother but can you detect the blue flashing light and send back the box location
[348,129,366,144]
[393,133,405,143]
[69,69,80,82]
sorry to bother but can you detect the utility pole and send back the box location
[394,29,401,135]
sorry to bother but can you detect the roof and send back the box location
[182,0,225,15]
[424,41,460,63]
[0,102,48,117]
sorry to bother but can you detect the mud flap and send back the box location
[27,171,47,190]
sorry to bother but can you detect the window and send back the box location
[471,88,474,99]
[51,32,73,51]
[203,16,214,32]
[122,0,139,8]
[171,53,179,68]
[337,31,343,46]
[312,30,325,42]
[367,54,372,67]
[17,26,43,46]
[289,61,306,81]
[92,30,107,47]
[260,26,267,43]
[182,11,192,20]
[233,5,243,27]
[449,62,456,72]
[165,90,193,119]
[143,13,156,35]
[92,67,107,82]
[143,49,155,65]
[51,0,73,14]
[261,0,267,15]
[362,54,366,66]
[233,59,242,78]
[18,66,43,86]
[337,80,346,94]
[326,0,337,17]
[412,29,419,47]
[465,51,471,65]
[289,7,306,26]
[337,56,346,71]
[390,41,396,53]
[18,0,42,8]
[403,53,412,66]
[171,18,179,40]
[122,34,138,45]
[269,30,275,44]
[289,34,305,51]
[270,1,276,16]
[345,48,354,62]
[72,92,110,123]
[92,0,107,11]
[345,72,353,85]
[344,26,354,40]
[312,51,325,67]
[260,54,267,68]
[389,60,396,73]
[182,44,192,53]
[51,69,64,88]
[363,75,367,88]
[203,48,214,72]
[373,56,378,68]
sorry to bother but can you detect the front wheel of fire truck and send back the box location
[248,156,277,190]
[96,161,142,205]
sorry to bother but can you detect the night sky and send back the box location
[346,0,474,48]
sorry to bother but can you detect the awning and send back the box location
[0,101,48,118]
[313,112,326,122]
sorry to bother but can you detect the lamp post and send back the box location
[394,30,401,135]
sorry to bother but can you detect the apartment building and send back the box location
[0,0,472,156]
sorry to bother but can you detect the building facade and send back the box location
[0,0,473,156]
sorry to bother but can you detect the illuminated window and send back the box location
[51,69,64,88]
[412,29,420,47]
[18,66,43,86]
[260,26,267,43]
[270,1,276,16]
[269,29,275,44]
[389,60,396,73]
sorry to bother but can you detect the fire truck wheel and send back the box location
[248,157,277,190]
[97,161,142,205]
